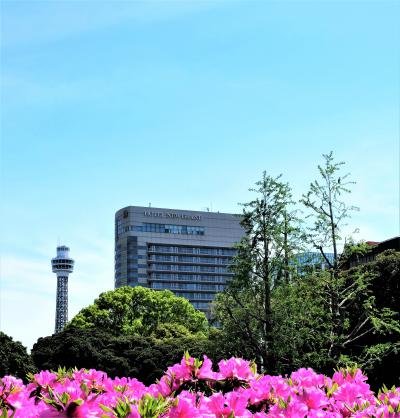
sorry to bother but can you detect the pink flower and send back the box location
[1,355,399,417]
[218,357,254,380]
[269,398,308,418]
[169,395,201,418]
[298,387,328,410]
[290,368,325,388]
[197,355,219,380]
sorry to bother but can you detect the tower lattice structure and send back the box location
[52,246,74,333]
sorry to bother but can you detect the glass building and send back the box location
[115,206,244,316]
[293,252,335,274]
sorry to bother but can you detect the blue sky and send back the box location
[1,1,399,350]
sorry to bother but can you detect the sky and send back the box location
[0,0,399,351]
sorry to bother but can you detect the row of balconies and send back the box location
[148,264,232,274]
[149,282,225,292]
[148,255,231,266]
[148,246,236,257]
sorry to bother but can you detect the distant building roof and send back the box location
[346,236,399,269]
[366,241,380,246]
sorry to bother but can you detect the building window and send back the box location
[123,223,205,235]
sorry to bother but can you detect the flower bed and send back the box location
[1,354,399,417]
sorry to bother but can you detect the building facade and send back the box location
[293,252,335,274]
[115,206,244,316]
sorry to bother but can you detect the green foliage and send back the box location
[300,150,358,267]
[271,272,333,374]
[98,394,171,418]
[300,151,360,360]
[213,153,398,388]
[31,327,226,385]
[339,250,400,387]
[0,332,36,380]
[212,289,263,363]
[31,286,232,385]
[68,286,208,337]
[99,398,133,417]
[270,251,400,388]
[150,323,193,340]
[339,239,371,267]
[137,394,170,418]
[213,172,301,371]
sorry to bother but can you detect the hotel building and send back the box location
[115,206,243,316]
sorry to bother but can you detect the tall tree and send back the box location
[300,151,358,359]
[300,152,399,365]
[213,172,301,371]
[300,151,357,272]
[68,286,208,337]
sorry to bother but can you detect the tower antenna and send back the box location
[51,245,74,333]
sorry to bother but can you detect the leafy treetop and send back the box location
[0,331,36,381]
[68,286,208,337]
[301,150,358,269]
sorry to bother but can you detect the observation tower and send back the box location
[51,245,74,333]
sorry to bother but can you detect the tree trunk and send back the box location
[328,193,341,361]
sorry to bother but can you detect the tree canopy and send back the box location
[213,153,399,388]
[31,327,227,385]
[213,172,301,371]
[68,286,208,337]
[301,150,358,269]
[299,153,398,366]
[0,332,36,381]
[270,249,400,389]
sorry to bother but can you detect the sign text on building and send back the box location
[144,211,202,221]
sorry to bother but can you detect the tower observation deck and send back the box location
[52,246,74,333]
